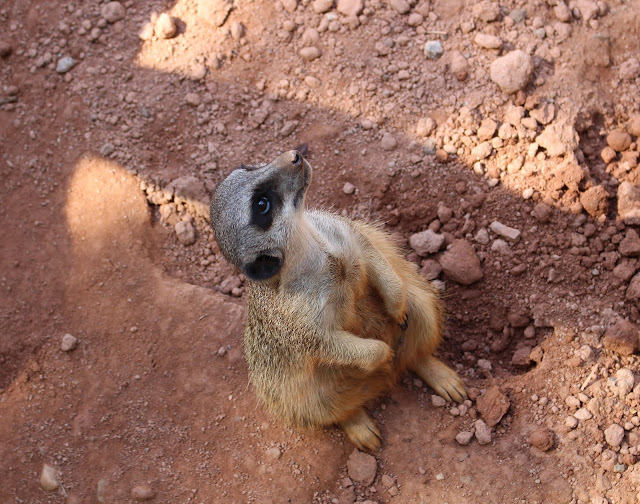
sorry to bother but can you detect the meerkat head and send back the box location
[210,147,312,281]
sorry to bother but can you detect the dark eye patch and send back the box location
[251,185,281,230]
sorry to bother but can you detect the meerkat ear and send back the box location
[294,143,309,156]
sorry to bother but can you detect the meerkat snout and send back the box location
[210,148,312,281]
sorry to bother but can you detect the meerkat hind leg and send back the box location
[413,355,467,403]
[339,408,382,452]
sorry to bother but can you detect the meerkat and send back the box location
[210,148,466,451]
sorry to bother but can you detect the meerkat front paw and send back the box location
[412,355,467,403]
[340,409,383,452]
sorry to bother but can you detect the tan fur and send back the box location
[210,150,466,451]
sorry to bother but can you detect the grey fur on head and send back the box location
[209,150,312,281]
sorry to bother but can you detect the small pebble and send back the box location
[381,132,398,151]
[431,395,446,407]
[61,333,78,352]
[154,13,177,39]
[40,464,60,492]
[131,484,155,501]
[101,1,126,23]
[424,40,444,60]
[56,56,76,74]
[265,447,282,460]
[474,419,492,445]
[456,431,474,445]
[529,427,554,451]
[343,182,356,195]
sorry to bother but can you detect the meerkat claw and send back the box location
[399,312,409,331]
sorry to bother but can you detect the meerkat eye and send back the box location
[257,196,271,215]
[292,152,302,166]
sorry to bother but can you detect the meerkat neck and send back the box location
[280,212,326,283]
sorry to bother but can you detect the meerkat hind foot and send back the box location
[339,408,382,452]
[413,355,467,403]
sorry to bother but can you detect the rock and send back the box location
[197,0,232,27]
[439,239,483,285]
[614,260,638,281]
[489,221,521,242]
[529,427,555,451]
[628,273,640,301]
[408,12,424,26]
[474,419,492,445]
[601,146,617,164]
[389,0,410,14]
[620,229,640,257]
[629,114,640,137]
[604,424,625,448]
[155,13,177,39]
[416,117,436,137]
[102,1,125,22]
[420,259,442,280]
[279,120,298,137]
[580,185,609,218]
[304,76,321,88]
[532,203,553,223]
[61,333,78,352]
[576,0,598,20]
[0,40,12,58]
[449,51,469,81]
[56,56,76,74]
[347,449,377,486]
[530,103,555,125]
[343,182,355,195]
[536,117,579,157]
[100,143,115,156]
[477,118,498,141]
[618,182,640,225]
[312,0,334,14]
[40,464,60,492]
[472,1,500,22]
[456,431,474,445]
[185,92,201,106]
[424,40,444,60]
[167,176,207,204]
[409,230,444,256]
[489,50,533,94]
[381,132,397,151]
[471,141,492,160]
[612,368,635,398]
[175,221,196,245]
[607,129,632,152]
[265,447,282,460]
[476,386,510,427]
[337,0,364,17]
[512,346,532,367]
[474,33,502,50]
[131,484,155,501]
[574,408,592,421]
[554,1,572,22]
[431,394,446,407]
[281,0,298,12]
[603,320,639,356]
[619,57,640,80]
[139,21,155,40]
[299,46,322,61]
